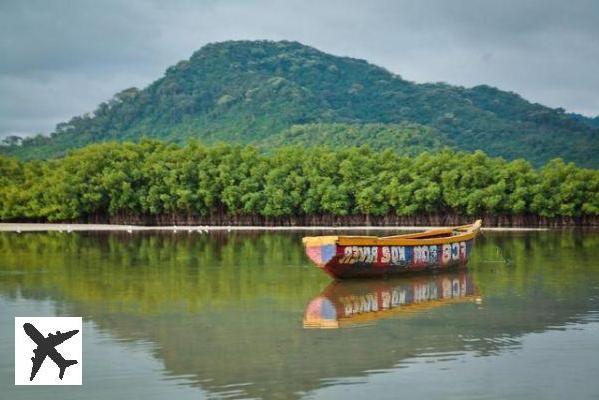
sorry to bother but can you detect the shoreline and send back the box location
[0,223,550,232]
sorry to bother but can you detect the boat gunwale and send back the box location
[302,220,482,247]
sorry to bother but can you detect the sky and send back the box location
[1,0,599,138]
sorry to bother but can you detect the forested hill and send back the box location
[2,40,598,167]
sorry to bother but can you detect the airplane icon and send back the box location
[23,322,79,381]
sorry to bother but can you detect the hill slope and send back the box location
[260,122,452,156]
[2,40,598,167]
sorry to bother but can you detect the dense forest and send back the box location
[1,141,597,226]
[260,122,451,156]
[1,40,598,167]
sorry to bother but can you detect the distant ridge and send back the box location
[2,40,598,167]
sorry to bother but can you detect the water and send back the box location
[1,230,598,399]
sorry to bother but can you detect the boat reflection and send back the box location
[304,270,479,328]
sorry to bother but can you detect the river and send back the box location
[1,230,598,399]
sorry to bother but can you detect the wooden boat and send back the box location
[303,270,478,329]
[302,220,482,279]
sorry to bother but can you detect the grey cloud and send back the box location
[1,0,599,138]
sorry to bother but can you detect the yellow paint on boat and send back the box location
[302,220,482,247]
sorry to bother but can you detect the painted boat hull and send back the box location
[303,220,481,279]
[305,240,474,278]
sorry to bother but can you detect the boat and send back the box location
[303,270,478,329]
[302,220,482,279]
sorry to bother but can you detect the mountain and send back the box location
[567,113,599,129]
[259,122,452,156]
[1,40,598,167]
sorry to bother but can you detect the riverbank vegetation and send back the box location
[1,141,598,226]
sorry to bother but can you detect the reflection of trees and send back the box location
[0,231,598,400]
[0,231,323,313]
[472,231,598,298]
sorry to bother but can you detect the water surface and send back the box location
[1,230,598,399]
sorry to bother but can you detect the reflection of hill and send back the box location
[1,231,598,400]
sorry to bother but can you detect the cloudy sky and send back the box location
[1,0,598,138]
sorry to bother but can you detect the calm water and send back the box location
[1,230,598,399]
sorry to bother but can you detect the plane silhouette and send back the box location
[23,322,79,381]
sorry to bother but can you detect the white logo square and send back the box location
[14,317,82,385]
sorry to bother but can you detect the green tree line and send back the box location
[1,140,598,222]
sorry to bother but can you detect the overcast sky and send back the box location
[1,0,599,138]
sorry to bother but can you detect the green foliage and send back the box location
[1,141,597,221]
[260,122,451,156]
[1,41,598,167]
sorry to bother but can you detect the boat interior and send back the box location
[380,220,482,240]
[302,220,482,246]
